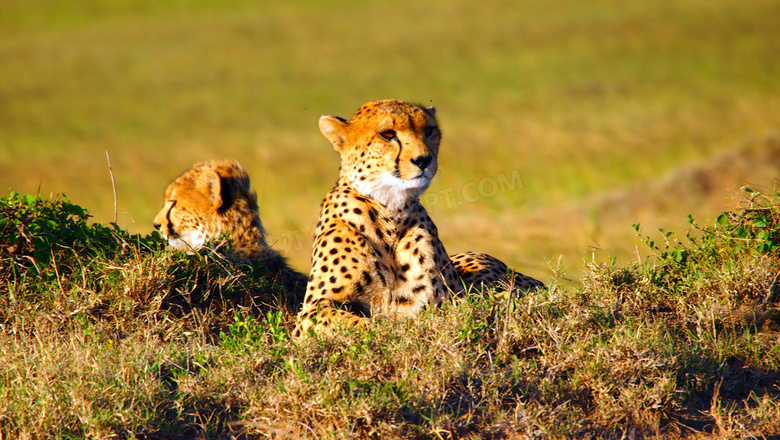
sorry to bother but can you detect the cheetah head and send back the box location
[153,159,265,255]
[319,99,441,211]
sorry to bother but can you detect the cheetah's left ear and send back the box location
[424,106,436,117]
[196,170,223,210]
[319,115,349,152]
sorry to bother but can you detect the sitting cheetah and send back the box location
[153,159,307,304]
[295,100,543,336]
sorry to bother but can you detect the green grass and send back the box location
[1,0,779,279]
[1,187,779,438]
[1,2,780,433]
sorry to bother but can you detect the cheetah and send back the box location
[153,159,307,303]
[450,251,544,293]
[295,100,543,336]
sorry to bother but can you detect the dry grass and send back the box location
[1,189,779,438]
[1,0,779,281]
[2,1,780,437]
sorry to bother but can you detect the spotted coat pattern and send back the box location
[154,159,307,304]
[295,100,543,336]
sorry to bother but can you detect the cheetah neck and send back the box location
[347,172,430,213]
[220,212,275,260]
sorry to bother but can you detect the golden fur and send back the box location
[154,159,307,303]
[294,100,543,336]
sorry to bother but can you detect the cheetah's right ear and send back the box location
[319,115,349,152]
[196,170,223,210]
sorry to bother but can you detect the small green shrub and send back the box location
[717,187,780,254]
[0,192,163,278]
[632,187,780,303]
[220,310,288,359]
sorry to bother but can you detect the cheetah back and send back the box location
[450,251,544,293]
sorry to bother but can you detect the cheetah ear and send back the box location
[424,106,436,117]
[319,115,349,152]
[196,170,223,209]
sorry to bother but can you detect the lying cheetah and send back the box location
[153,159,307,303]
[450,251,543,292]
[295,100,543,336]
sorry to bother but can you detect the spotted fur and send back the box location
[449,251,545,292]
[154,159,307,302]
[294,100,543,337]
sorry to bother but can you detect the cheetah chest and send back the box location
[310,191,458,318]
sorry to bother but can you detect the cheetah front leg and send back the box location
[293,223,384,337]
[389,223,463,313]
[293,304,365,338]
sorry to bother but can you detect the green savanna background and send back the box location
[2,0,779,281]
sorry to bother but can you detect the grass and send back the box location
[1,2,779,435]
[1,187,779,438]
[1,0,779,279]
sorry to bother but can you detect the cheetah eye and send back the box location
[424,126,438,139]
[379,129,396,141]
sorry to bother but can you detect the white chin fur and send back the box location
[353,172,432,211]
[166,230,208,253]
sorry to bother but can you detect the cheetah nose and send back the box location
[153,222,161,231]
[410,155,433,171]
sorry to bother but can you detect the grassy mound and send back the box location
[1,189,779,439]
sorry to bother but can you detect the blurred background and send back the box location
[2,0,778,283]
